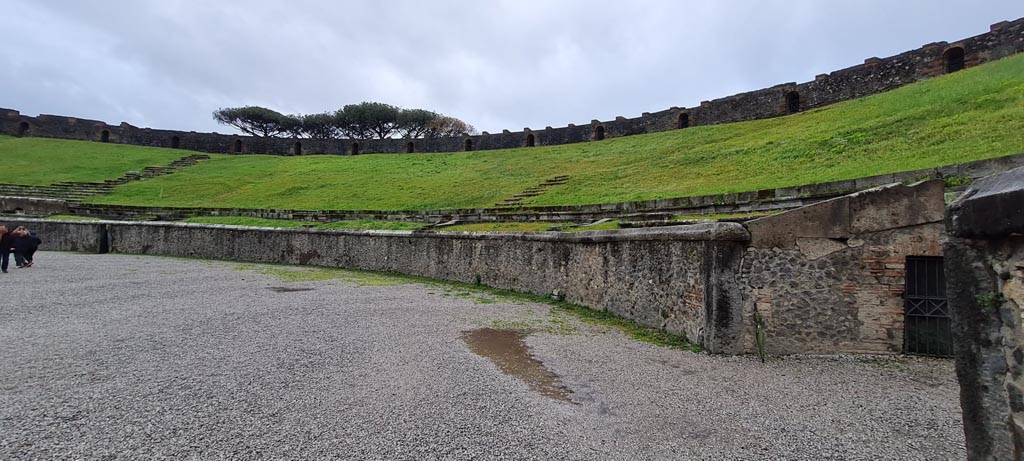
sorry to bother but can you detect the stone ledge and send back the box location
[947,166,1024,239]
[19,218,751,243]
[745,180,945,248]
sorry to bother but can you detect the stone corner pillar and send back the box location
[945,166,1024,460]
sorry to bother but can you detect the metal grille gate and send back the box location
[904,256,953,356]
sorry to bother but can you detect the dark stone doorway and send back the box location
[944,47,965,73]
[785,92,801,114]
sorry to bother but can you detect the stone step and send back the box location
[0,153,214,201]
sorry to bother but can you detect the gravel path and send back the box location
[0,252,965,460]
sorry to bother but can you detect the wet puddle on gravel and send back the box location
[267,286,315,293]
[462,328,572,402]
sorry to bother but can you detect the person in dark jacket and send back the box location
[12,226,42,268]
[0,226,12,273]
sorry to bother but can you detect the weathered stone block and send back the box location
[948,165,1024,238]
[747,180,944,248]
[849,180,945,234]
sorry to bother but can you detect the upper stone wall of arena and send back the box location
[2,18,1023,155]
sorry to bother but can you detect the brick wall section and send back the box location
[2,18,1022,155]
[740,180,946,354]
[741,224,944,355]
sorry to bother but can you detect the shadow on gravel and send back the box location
[462,328,573,402]
[267,286,315,293]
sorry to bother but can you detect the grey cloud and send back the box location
[3,0,1022,135]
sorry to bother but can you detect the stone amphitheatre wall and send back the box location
[2,178,955,356]
[6,218,750,354]
[2,18,1022,155]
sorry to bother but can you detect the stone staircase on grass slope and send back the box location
[0,154,210,202]
[492,175,570,209]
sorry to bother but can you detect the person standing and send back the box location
[12,226,41,268]
[0,226,12,273]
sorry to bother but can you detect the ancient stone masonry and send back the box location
[5,219,750,354]
[944,166,1024,461]
[740,180,947,355]
[0,178,960,359]
[2,18,1023,155]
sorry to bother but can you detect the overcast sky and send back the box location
[3,1,1022,135]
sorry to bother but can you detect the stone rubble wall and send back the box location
[739,180,947,354]
[0,218,750,354]
[0,178,966,358]
[944,166,1024,460]
[3,169,1014,369]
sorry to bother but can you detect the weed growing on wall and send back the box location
[976,292,1006,310]
[754,311,767,363]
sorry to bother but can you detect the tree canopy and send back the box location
[212,106,291,137]
[213,102,475,140]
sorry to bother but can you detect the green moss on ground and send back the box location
[182,216,426,231]
[46,214,103,221]
[234,260,699,350]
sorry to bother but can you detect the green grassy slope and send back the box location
[0,137,193,185]
[11,53,1024,211]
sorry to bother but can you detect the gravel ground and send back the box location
[0,252,965,460]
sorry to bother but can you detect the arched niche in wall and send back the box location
[944,47,965,73]
[526,133,535,147]
[406,142,415,153]
[464,138,474,152]
[17,122,29,137]
[170,136,180,149]
[351,142,360,155]
[785,91,801,115]
[233,139,243,153]
[593,125,605,141]
[678,113,690,129]
[293,141,302,155]
[100,130,111,142]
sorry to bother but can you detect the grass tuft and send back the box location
[183,216,426,231]
[234,263,407,286]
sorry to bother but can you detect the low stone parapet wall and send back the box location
[0,197,68,216]
[1,218,751,354]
